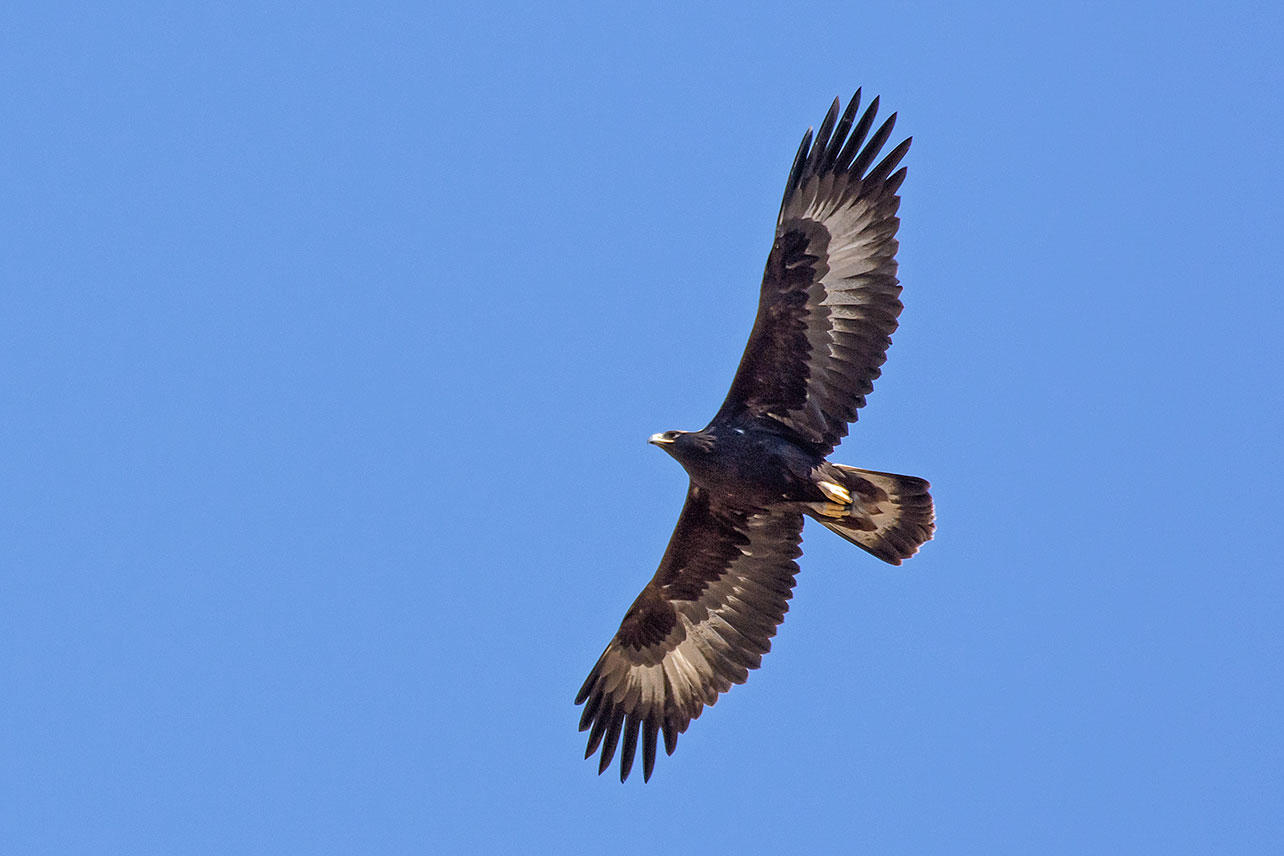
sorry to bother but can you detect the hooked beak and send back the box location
[648,432,674,446]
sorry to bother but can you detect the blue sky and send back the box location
[4,2,1282,853]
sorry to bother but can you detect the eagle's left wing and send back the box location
[714,92,911,455]
[575,486,804,782]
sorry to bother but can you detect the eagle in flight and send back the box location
[576,91,934,782]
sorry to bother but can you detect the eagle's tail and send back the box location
[806,466,934,565]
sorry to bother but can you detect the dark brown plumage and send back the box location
[576,91,934,782]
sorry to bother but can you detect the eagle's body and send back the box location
[576,92,934,782]
[654,426,817,506]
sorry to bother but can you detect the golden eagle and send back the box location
[576,91,934,782]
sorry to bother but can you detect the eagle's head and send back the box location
[647,430,683,448]
[648,429,715,462]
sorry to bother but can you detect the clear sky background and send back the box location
[4,2,1282,853]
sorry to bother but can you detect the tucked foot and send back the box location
[817,480,852,505]
[808,501,852,519]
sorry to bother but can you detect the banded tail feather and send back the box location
[808,465,934,565]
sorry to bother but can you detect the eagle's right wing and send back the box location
[575,487,804,782]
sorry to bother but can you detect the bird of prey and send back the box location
[575,91,934,782]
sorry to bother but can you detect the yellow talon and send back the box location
[807,501,850,519]
[817,480,851,505]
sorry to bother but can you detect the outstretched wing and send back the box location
[575,487,804,782]
[715,91,911,455]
